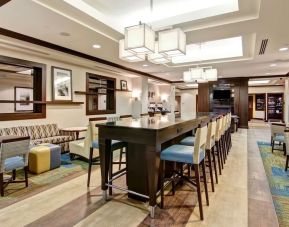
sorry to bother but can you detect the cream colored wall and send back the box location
[0,49,133,128]
[177,89,198,116]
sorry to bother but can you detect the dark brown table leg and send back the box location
[99,135,112,201]
[145,145,161,218]
[75,131,79,140]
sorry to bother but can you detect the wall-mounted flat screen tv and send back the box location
[213,90,231,99]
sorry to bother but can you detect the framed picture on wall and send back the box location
[14,87,34,112]
[52,66,72,101]
[120,80,127,90]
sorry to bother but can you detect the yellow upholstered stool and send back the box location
[29,143,61,174]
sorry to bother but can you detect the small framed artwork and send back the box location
[14,87,34,112]
[52,66,72,101]
[120,80,127,90]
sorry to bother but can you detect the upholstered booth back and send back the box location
[193,124,208,164]
[206,120,216,150]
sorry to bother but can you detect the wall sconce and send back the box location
[161,94,169,102]
[132,90,141,101]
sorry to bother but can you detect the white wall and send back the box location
[0,49,134,128]
[177,89,198,117]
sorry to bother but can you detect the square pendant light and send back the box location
[158,28,186,57]
[124,23,155,54]
[191,68,203,80]
[119,39,145,62]
[204,68,218,81]
[148,42,170,64]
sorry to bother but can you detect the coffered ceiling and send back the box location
[0,0,288,82]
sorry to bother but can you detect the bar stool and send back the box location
[180,118,218,191]
[160,122,209,220]
[87,119,127,192]
[215,116,224,173]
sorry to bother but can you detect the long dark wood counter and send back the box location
[96,113,211,218]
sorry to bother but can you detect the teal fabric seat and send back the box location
[180,136,195,146]
[4,156,25,172]
[273,134,284,142]
[160,144,205,164]
[92,140,126,150]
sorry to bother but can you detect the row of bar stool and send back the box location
[160,112,232,220]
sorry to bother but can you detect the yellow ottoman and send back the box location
[29,143,61,174]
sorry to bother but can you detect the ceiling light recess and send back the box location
[279,47,288,52]
[119,39,145,62]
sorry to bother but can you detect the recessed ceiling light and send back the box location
[142,64,148,67]
[92,44,101,49]
[248,80,270,85]
[270,63,277,67]
[266,72,271,75]
[279,47,288,52]
[59,32,70,37]
[165,73,170,75]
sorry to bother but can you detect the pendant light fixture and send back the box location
[158,28,186,57]
[148,42,170,64]
[119,39,145,62]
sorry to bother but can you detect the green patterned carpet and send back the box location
[258,142,289,227]
[0,154,89,208]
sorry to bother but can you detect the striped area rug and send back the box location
[0,154,89,209]
[257,141,289,227]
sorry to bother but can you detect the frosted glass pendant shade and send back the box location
[125,24,155,54]
[148,42,170,64]
[119,39,145,62]
[191,68,203,80]
[204,68,218,81]
[158,28,186,57]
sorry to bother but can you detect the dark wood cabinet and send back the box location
[267,93,283,121]
[85,73,116,115]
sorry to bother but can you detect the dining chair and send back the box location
[160,122,209,220]
[270,123,286,155]
[0,136,30,196]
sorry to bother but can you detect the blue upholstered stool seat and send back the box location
[4,156,25,172]
[180,136,195,146]
[160,144,205,164]
[92,140,126,150]
[273,134,284,142]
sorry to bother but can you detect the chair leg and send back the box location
[12,169,16,180]
[194,164,204,220]
[216,142,222,175]
[285,156,289,171]
[24,166,28,187]
[212,147,218,184]
[109,151,113,196]
[283,143,286,156]
[119,148,123,170]
[172,162,176,195]
[201,160,209,206]
[0,172,4,197]
[218,141,224,169]
[160,160,165,209]
[87,147,93,187]
[206,149,215,192]
[272,140,274,153]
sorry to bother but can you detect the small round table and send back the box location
[61,127,87,140]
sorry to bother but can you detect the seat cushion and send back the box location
[160,144,205,164]
[4,156,25,171]
[273,134,284,142]
[32,135,73,145]
[180,136,195,146]
[92,140,126,150]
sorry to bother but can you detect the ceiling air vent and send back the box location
[259,39,268,55]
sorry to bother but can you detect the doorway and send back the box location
[248,95,253,121]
